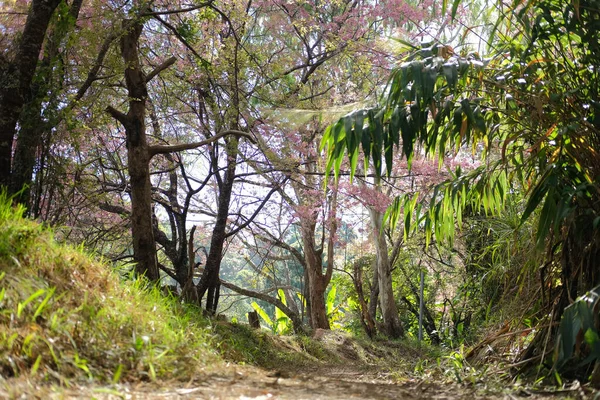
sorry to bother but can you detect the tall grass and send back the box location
[0,191,217,384]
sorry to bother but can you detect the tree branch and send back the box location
[220,279,305,333]
[253,226,306,268]
[139,3,213,16]
[152,14,207,63]
[158,262,178,281]
[99,202,130,215]
[73,31,119,104]
[225,178,288,238]
[389,235,404,267]
[145,56,176,83]
[105,106,129,125]
[148,129,255,158]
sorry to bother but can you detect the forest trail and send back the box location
[18,364,588,400]
[3,327,591,399]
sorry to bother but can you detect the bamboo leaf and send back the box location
[521,169,552,223]
[536,188,557,248]
[443,63,458,88]
[251,301,272,327]
[451,0,462,20]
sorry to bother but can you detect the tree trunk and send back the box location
[368,257,379,323]
[106,19,159,282]
[352,258,377,338]
[369,208,404,338]
[303,267,311,325]
[0,0,62,189]
[248,311,260,329]
[301,222,331,329]
[197,137,239,314]
[10,0,84,206]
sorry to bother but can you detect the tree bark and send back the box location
[368,257,379,323]
[197,137,238,314]
[248,311,260,329]
[369,208,404,338]
[352,258,377,338]
[0,0,62,189]
[106,19,159,282]
[299,184,337,330]
[10,0,84,207]
[302,229,331,329]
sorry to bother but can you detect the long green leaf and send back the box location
[251,301,272,327]
[451,0,462,20]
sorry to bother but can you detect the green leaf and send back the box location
[277,289,287,306]
[584,328,600,347]
[33,287,55,321]
[112,364,124,384]
[369,110,384,177]
[521,169,552,223]
[349,111,365,178]
[361,113,373,173]
[251,301,272,327]
[390,107,401,147]
[443,63,458,88]
[411,61,424,100]
[385,196,402,233]
[30,355,42,376]
[326,285,337,316]
[451,0,462,20]
[17,289,46,318]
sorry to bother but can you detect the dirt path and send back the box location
[7,364,590,399]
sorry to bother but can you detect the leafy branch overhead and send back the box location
[321,43,489,180]
[324,0,600,253]
[324,0,600,379]
[321,43,503,245]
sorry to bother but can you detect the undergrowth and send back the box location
[0,193,217,385]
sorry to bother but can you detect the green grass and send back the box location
[0,192,217,385]
[212,322,335,369]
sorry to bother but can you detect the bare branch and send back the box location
[139,3,213,16]
[220,279,305,333]
[158,262,178,281]
[225,178,288,238]
[148,129,255,158]
[152,14,207,63]
[253,226,306,268]
[105,106,129,125]
[99,202,130,215]
[145,56,177,83]
[72,31,119,104]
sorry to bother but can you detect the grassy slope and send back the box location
[0,196,217,385]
